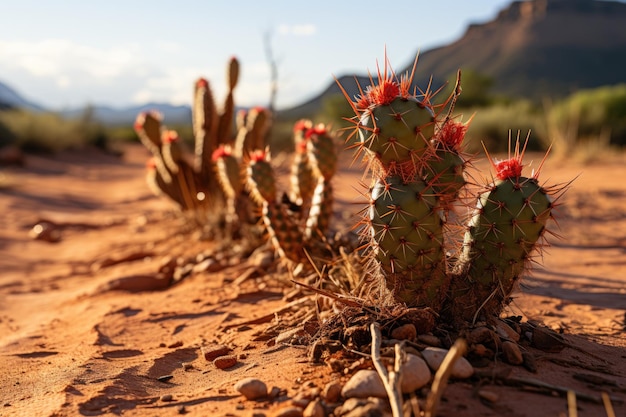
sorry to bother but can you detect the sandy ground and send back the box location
[0,144,624,417]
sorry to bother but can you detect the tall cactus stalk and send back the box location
[303,124,337,241]
[245,150,304,263]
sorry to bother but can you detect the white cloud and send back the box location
[277,24,317,36]
[0,39,143,81]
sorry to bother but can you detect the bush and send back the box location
[460,100,546,153]
[547,84,626,147]
[0,109,110,153]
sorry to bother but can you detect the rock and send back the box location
[214,355,238,369]
[390,324,417,341]
[335,397,388,417]
[400,354,431,392]
[530,325,567,352]
[202,344,230,361]
[303,400,325,417]
[468,326,495,345]
[234,377,268,400]
[478,389,499,403]
[192,258,219,273]
[342,354,431,399]
[417,334,441,347]
[160,394,174,402]
[322,381,342,403]
[421,347,474,379]
[341,370,386,399]
[29,221,61,243]
[271,406,303,417]
[502,341,523,365]
[495,320,520,342]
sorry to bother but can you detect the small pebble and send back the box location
[341,370,386,398]
[496,320,520,342]
[160,394,173,402]
[303,400,325,417]
[401,354,432,391]
[417,334,441,347]
[177,405,187,414]
[214,354,237,369]
[468,326,495,345]
[421,347,474,379]
[478,389,499,403]
[182,362,194,371]
[502,341,523,365]
[390,323,417,341]
[202,344,230,361]
[193,258,221,273]
[342,354,432,399]
[157,375,174,383]
[234,377,268,400]
[322,381,342,403]
[271,406,303,417]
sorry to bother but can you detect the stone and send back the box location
[214,355,237,369]
[271,406,303,417]
[341,370,386,399]
[234,377,268,400]
[421,347,474,379]
[201,344,230,361]
[400,354,431,392]
[342,354,432,399]
[502,341,523,365]
[322,381,342,403]
[390,323,416,341]
[303,400,325,417]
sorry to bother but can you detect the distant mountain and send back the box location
[0,80,45,112]
[59,103,192,126]
[281,0,626,119]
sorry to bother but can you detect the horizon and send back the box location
[0,0,580,111]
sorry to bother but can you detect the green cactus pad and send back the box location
[359,97,435,174]
[368,175,448,307]
[452,175,553,320]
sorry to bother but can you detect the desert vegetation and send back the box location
[124,55,626,416]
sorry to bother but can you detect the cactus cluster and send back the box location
[243,122,339,264]
[135,57,274,230]
[134,55,339,263]
[340,57,566,322]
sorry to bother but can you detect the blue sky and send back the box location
[0,0,514,110]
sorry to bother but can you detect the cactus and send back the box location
[235,106,270,158]
[338,55,568,321]
[245,150,304,263]
[303,123,337,241]
[340,58,452,309]
[448,140,561,322]
[289,119,315,208]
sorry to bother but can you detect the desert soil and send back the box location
[0,144,625,417]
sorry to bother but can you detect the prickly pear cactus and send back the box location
[342,60,457,309]
[339,56,567,322]
[448,144,560,322]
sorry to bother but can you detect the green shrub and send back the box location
[547,84,626,147]
[0,109,110,153]
[460,100,546,153]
